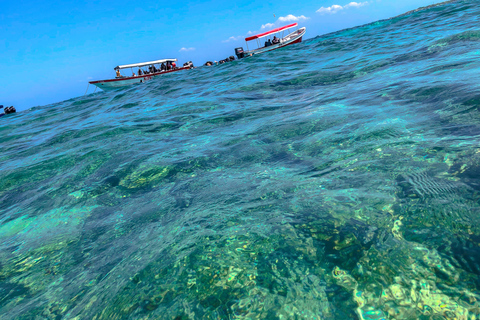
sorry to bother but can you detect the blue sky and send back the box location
[1,0,443,111]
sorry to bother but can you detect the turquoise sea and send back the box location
[1,1,480,318]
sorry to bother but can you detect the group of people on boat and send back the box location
[265,36,280,47]
[138,62,174,76]
[0,105,16,117]
[137,62,176,76]
[116,61,186,78]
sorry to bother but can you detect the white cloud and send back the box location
[317,4,344,14]
[278,14,309,22]
[261,23,275,30]
[179,47,195,52]
[317,1,368,14]
[223,31,254,43]
[345,1,369,8]
[222,36,242,43]
[261,14,309,29]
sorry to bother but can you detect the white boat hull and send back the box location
[246,27,306,56]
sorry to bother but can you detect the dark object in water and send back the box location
[183,61,194,68]
[3,106,16,115]
[235,47,245,59]
[205,57,234,66]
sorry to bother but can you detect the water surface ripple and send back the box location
[1,1,480,319]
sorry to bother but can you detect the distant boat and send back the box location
[89,59,192,90]
[234,23,306,59]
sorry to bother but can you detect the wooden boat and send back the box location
[234,23,306,59]
[89,59,191,90]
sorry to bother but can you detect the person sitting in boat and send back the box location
[138,68,143,76]
[115,69,122,78]
[272,36,280,44]
[172,61,176,69]
[161,63,166,71]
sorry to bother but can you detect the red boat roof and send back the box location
[245,23,298,41]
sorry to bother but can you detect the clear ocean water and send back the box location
[1,1,480,319]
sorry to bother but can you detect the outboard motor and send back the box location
[235,47,245,59]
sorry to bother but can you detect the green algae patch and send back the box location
[119,166,172,189]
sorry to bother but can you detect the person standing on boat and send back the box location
[116,69,121,78]
[172,61,176,69]
[138,68,143,76]
[161,63,166,71]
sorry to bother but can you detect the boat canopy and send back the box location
[114,59,177,70]
[245,23,298,42]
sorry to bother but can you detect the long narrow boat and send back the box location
[234,23,306,59]
[89,59,191,90]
